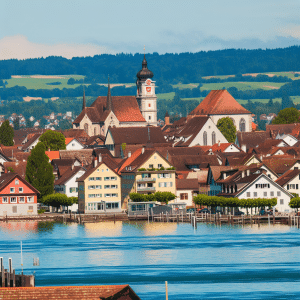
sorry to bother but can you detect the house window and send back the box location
[19,197,25,203]
[15,179,19,185]
[212,131,216,145]
[12,206,17,213]
[2,197,8,203]
[149,116,151,120]
[10,197,16,203]
[253,192,257,197]
[28,206,33,211]
[247,192,250,197]
[277,191,281,196]
[239,118,246,132]
[19,187,23,193]
[264,192,267,197]
[10,187,15,193]
[88,185,95,190]
[180,193,188,200]
[27,196,33,203]
[149,164,154,169]
[280,199,284,205]
[70,187,77,193]
[89,177,95,181]
[270,191,274,196]
[203,131,207,146]
[148,104,151,107]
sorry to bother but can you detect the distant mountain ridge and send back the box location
[1,46,300,83]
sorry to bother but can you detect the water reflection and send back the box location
[37,221,55,233]
[0,221,38,237]
[84,221,122,237]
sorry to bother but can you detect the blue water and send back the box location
[1,220,300,299]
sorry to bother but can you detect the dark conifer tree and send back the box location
[0,120,14,146]
[25,142,54,199]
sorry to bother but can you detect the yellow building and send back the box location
[118,148,176,207]
[77,158,121,213]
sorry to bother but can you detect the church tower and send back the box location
[136,54,157,126]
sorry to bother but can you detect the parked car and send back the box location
[198,208,211,214]
[234,210,245,216]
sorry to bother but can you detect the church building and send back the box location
[188,90,252,132]
[73,55,157,136]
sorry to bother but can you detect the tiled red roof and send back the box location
[0,285,141,300]
[276,169,300,186]
[45,151,60,161]
[189,90,251,115]
[74,96,146,124]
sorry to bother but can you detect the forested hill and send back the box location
[1,46,300,83]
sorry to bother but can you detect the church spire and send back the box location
[106,76,113,112]
[82,89,86,111]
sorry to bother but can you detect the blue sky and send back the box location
[1,0,300,59]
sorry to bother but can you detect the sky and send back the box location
[1,0,300,60]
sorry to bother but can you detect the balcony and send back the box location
[137,186,156,192]
[137,178,156,183]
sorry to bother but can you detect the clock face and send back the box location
[146,79,151,85]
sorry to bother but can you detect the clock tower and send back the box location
[136,54,157,126]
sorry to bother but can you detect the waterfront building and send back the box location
[118,148,176,208]
[218,166,293,213]
[0,173,39,216]
[276,169,300,197]
[77,157,122,213]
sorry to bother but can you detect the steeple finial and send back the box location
[82,88,86,111]
[107,76,113,112]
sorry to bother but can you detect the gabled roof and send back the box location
[108,126,166,145]
[4,161,27,178]
[55,166,85,185]
[176,178,199,190]
[77,160,120,182]
[21,133,41,151]
[45,151,60,161]
[189,90,251,116]
[74,96,146,124]
[236,131,270,150]
[0,285,141,300]
[0,173,40,194]
[266,123,300,138]
[275,169,300,187]
[262,155,300,175]
[236,173,293,198]
[59,149,94,165]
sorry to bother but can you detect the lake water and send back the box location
[1,220,300,299]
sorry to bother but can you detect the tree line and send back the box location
[2,46,300,82]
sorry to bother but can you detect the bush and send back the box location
[38,209,46,214]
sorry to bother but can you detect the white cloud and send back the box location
[278,25,300,39]
[0,35,115,60]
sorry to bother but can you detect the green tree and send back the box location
[25,142,54,199]
[281,94,294,110]
[267,98,274,107]
[0,120,14,146]
[217,117,236,143]
[129,192,146,202]
[39,130,66,151]
[42,193,69,211]
[154,191,176,204]
[272,107,300,124]
[289,197,300,212]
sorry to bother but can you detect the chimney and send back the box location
[98,154,102,162]
[142,147,145,154]
[246,169,250,176]
[241,171,245,178]
[94,156,97,168]
[128,151,131,158]
[218,140,220,147]
[165,111,170,125]
[241,144,246,152]
[71,164,74,170]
